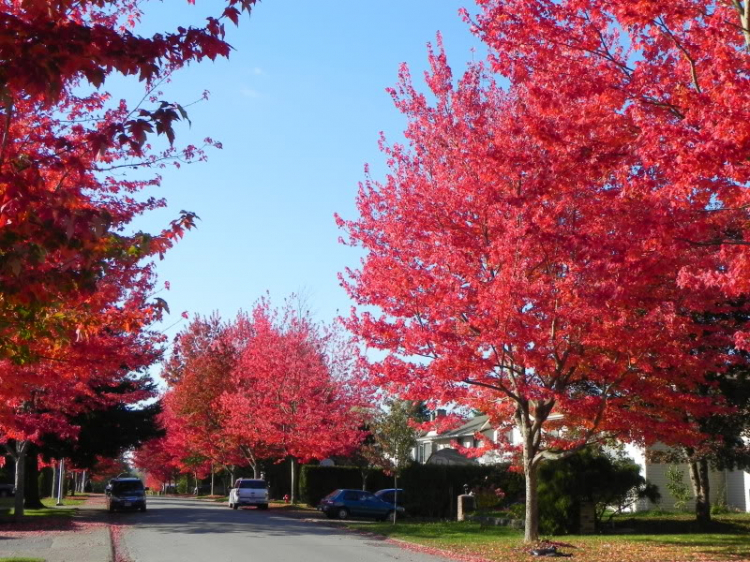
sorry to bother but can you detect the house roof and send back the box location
[443,415,490,437]
[426,448,478,466]
[418,414,491,441]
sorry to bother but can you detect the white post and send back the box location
[56,459,64,506]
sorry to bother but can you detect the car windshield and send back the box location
[112,481,144,494]
[238,480,267,489]
[322,490,341,500]
[344,491,377,501]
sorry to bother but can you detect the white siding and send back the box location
[620,444,649,512]
[725,469,750,512]
[643,461,726,511]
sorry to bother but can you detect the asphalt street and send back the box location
[116,496,456,562]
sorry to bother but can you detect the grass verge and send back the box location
[0,496,79,520]
[345,516,750,562]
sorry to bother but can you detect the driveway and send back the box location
[115,496,456,562]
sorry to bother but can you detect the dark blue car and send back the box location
[318,489,395,520]
[374,488,406,514]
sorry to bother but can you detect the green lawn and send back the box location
[345,515,750,562]
[0,496,80,520]
[0,558,45,562]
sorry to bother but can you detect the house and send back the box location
[622,442,750,513]
[413,414,519,466]
[415,414,750,513]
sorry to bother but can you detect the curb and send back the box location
[290,516,492,562]
[108,525,117,562]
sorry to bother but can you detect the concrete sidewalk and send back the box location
[0,496,113,562]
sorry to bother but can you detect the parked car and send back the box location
[0,483,14,497]
[374,488,406,514]
[105,477,148,512]
[228,478,269,510]
[317,489,395,521]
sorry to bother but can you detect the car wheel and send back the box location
[108,504,115,513]
[140,506,147,513]
[386,510,395,522]
[258,504,268,510]
[0,490,7,498]
[336,507,349,520]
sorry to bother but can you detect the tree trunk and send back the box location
[688,458,711,526]
[522,429,540,543]
[227,467,235,493]
[24,449,45,509]
[51,461,58,499]
[252,463,260,479]
[11,440,30,519]
[361,469,368,491]
[290,457,297,504]
[211,465,215,496]
[392,474,398,524]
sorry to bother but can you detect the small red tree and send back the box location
[337,42,728,541]
[221,298,367,502]
[133,437,182,492]
[162,314,245,480]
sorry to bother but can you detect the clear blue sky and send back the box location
[126,1,484,337]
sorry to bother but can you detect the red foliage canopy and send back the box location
[337,34,736,540]
[220,299,367,468]
[0,0,256,361]
[472,0,750,324]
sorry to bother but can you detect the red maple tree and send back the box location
[132,437,182,492]
[0,268,163,516]
[0,0,257,361]
[0,0,258,516]
[471,0,750,343]
[161,314,245,481]
[337,39,732,541]
[220,298,367,501]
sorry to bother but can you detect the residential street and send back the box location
[116,496,456,562]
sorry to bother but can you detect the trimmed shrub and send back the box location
[537,447,659,534]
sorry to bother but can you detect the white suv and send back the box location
[228,478,269,510]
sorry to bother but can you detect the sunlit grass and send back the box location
[346,515,750,562]
[0,496,80,519]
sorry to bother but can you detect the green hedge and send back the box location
[298,462,524,516]
[399,463,524,518]
[299,465,392,506]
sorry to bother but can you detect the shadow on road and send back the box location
[101,496,387,540]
